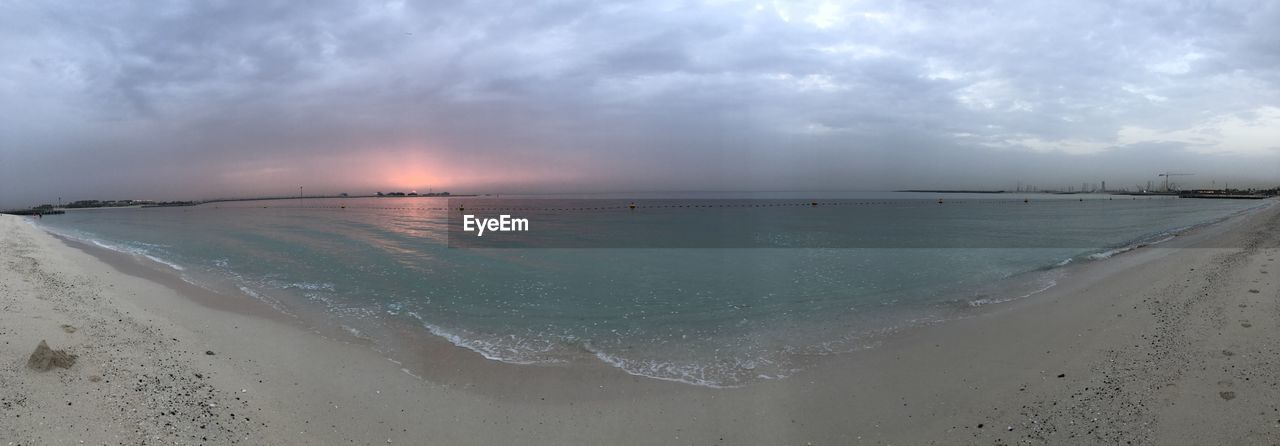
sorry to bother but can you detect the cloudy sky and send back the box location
[2,0,1279,206]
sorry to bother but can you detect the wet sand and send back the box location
[4,203,1280,444]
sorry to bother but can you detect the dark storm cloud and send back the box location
[2,0,1280,206]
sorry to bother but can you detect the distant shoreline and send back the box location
[896,189,1006,194]
[146,193,479,208]
[0,194,478,214]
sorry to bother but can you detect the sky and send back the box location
[2,0,1280,207]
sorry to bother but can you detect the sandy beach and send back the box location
[4,203,1280,445]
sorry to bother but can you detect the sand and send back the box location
[3,204,1280,444]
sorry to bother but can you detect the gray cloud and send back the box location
[2,0,1280,207]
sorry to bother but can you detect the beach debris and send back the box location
[205,350,216,355]
[27,340,77,371]
[1057,373,1065,378]
[60,324,77,333]
[1219,391,1236,401]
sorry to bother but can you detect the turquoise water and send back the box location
[33,193,1271,387]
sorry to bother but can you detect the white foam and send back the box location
[1087,247,1130,260]
[400,368,423,380]
[235,285,291,314]
[404,311,762,387]
[969,278,1058,307]
[145,254,186,271]
[340,324,365,339]
[280,281,336,292]
[1087,234,1176,261]
[587,346,742,388]
[407,311,561,366]
[237,285,263,299]
[86,239,186,271]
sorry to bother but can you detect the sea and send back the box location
[31,192,1272,387]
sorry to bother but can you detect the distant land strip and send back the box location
[896,190,1006,194]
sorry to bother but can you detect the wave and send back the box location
[1086,234,1175,260]
[407,311,568,366]
[405,310,794,388]
[971,200,1275,308]
[88,240,186,271]
[38,224,188,272]
[584,344,776,388]
[276,281,336,292]
[968,277,1059,307]
[234,285,292,314]
[1082,200,1271,262]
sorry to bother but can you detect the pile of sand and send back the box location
[27,340,76,371]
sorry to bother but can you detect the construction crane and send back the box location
[1158,172,1194,192]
